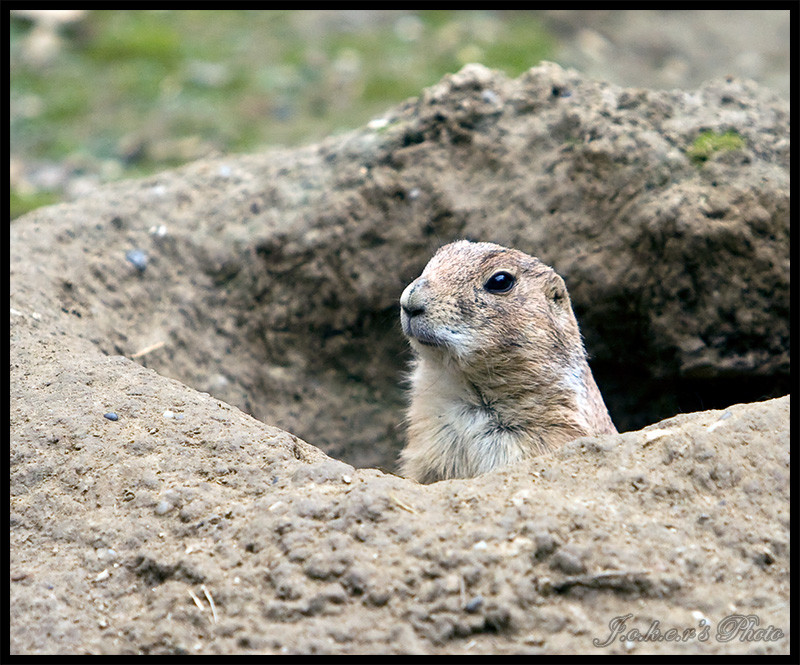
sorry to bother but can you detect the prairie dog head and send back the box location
[399,240,616,482]
[400,240,583,373]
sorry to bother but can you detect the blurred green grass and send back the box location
[10,10,555,218]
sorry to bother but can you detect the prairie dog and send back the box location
[399,240,616,483]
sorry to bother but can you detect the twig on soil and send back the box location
[201,584,218,624]
[130,340,165,358]
[188,588,205,613]
[389,494,417,514]
[188,586,218,625]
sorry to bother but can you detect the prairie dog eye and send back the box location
[483,270,516,294]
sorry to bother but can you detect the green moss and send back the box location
[687,130,746,165]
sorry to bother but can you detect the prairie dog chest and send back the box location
[404,359,527,479]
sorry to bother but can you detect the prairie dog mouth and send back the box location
[402,317,446,348]
[403,317,471,356]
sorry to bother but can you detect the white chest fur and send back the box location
[401,357,529,481]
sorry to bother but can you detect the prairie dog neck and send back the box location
[402,348,598,483]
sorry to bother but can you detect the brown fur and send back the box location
[399,240,616,483]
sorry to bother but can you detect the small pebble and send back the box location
[155,500,174,515]
[125,249,149,273]
[707,409,733,432]
[154,489,181,515]
[533,532,558,560]
[550,547,586,575]
[645,428,673,442]
[103,412,119,421]
[97,548,117,562]
[465,596,484,613]
[480,89,500,105]
[368,117,390,130]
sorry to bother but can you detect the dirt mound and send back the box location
[10,63,790,654]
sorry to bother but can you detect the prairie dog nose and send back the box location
[400,278,427,317]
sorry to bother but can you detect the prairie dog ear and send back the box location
[542,271,569,305]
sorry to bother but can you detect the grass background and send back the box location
[10,10,555,218]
